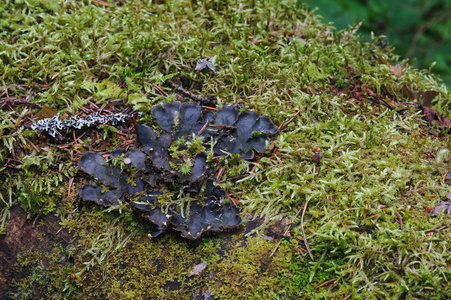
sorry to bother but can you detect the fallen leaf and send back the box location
[362,84,376,97]
[403,86,439,107]
[403,86,418,101]
[35,105,58,120]
[188,261,208,277]
[431,201,451,217]
[389,64,407,77]
[421,105,451,127]
[420,90,439,107]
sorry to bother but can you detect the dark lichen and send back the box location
[78,102,278,239]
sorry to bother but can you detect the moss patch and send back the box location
[1,0,451,298]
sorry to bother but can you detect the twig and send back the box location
[208,124,235,129]
[0,98,43,109]
[218,173,249,183]
[108,98,126,105]
[395,210,404,230]
[278,108,302,130]
[202,105,218,111]
[426,225,449,233]
[166,80,216,106]
[32,200,49,228]
[226,187,241,205]
[301,200,314,260]
[152,83,169,97]
[295,249,305,263]
[216,166,226,183]
[5,158,23,164]
[197,120,210,136]
[68,177,74,198]
[315,278,337,289]
[344,294,352,300]
[265,228,292,241]
[25,137,40,153]
[270,206,303,257]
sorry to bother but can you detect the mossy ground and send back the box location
[1,0,451,299]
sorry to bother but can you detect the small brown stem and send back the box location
[395,210,404,230]
[25,137,40,153]
[32,200,49,228]
[270,205,303,257]
[278,108,302,130]
[301,200,314,260]
[166,80,216,106]
[315,277,337,289]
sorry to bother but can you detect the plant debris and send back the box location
[195,57,217,73]
[78,102,278,239]
[431,201,451,217]
[188,261,208,277]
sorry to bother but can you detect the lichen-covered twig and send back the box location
[31,112,135,138]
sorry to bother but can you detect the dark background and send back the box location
[300,0,451,86]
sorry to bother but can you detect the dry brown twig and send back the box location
[301,200,314,260]
[315,277,337,289]
[270,205,303,257]
[32,200,49,228]
[166,80,216,106]
[278,108,302,130]
[395,210,404,230]
[152,83,169,97]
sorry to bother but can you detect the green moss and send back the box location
[2,0,451,298]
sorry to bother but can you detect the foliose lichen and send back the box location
[78,102,279,239]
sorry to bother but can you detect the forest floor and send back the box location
[1,0,451,299]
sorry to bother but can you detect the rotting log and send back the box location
[0,206,72,296]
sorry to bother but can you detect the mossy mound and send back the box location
[1,0,451,299]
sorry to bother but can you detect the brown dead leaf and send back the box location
[443,173,451,185]
[34,105,58,120]
[431,201,451,217]
[389,64,407,77]
[420,90,439,107]
[403,86,439,107]
[362,84,376,97]
[188,261,208,277]
[421,105,451,127]
[311,152,323,163]
[403,86,418,101]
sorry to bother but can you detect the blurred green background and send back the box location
[299,0,451,86]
